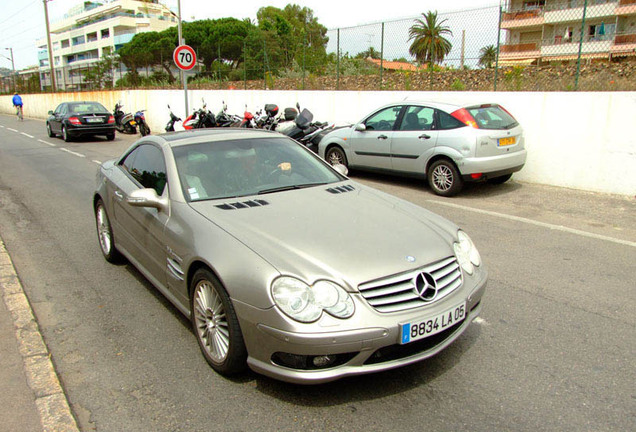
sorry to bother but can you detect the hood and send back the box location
[190,182,458,290]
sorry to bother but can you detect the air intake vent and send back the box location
[215,199,269,210]
[326,184,355,194]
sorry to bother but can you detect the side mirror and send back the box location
[127,188,167,211]
[332,163,348,176]
[48,110,54,115]
[354,123,366,132]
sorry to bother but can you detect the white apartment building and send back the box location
[37,0,177,90]
[500,0,636,64]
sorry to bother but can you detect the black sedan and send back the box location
[46,101,115,142]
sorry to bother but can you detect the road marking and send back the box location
[92,160,102,165]
[37,139,56,147]
[7,128,18,132]
[59,148,86,158]
[21,132,34,138]
[427,200,636,248]
[0,125,4,128]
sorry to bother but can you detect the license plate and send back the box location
[498,137,516,146]
[399,302,466,344]
[86,117,103,123]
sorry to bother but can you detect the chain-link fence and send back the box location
[3,0,634,94]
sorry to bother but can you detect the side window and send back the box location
[57,104,67,115]
[364,106,402,131]
[399,106,435,131]
[436,110,466,130]
[121,144,167,195]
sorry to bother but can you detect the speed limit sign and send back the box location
[173,45,196,71]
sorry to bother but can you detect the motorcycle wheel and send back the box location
[124,123,137,134]
[140,123,150,136]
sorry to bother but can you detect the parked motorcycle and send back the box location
[271,104,299,133]
[239,105,256,128]
[164,105,183,132]
[113,102,137,134]
[134,109,150,136]
[183,99,216,129]
[215,101,242,127]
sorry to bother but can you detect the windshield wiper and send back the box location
[258,182,328,195]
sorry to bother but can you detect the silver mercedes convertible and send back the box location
[93,128,487,384]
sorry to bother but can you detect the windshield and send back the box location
[173,137,345,202]
[466,105,519,130]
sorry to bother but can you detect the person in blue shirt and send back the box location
[12,92,23,120]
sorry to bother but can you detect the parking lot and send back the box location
[0,114,634,431]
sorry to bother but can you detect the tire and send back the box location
[46,122,56,137]
[94,199,124,264]
[325,146,348,168]
[106,132,115,141]
[124,123,137,134]
[62,125,71,142]
[488,173,513,185]
[140,123,150,137]
[191,269,247,375]
[428,159,463,197]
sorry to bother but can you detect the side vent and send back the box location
[326,184,355,194]
[215,199,269,210]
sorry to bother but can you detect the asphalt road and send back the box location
[0,114,634,432]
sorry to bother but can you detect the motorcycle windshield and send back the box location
[295,109,313,129]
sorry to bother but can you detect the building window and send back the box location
[61,40,70,48]
[72,35,85,46]
[101,29,110,38]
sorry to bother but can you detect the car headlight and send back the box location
[271,277,354,323]
[453,230,481,275]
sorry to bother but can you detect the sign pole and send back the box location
[177,0,187,115]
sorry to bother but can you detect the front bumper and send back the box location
[234,269,487,384]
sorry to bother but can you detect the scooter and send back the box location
[134,109,150,136]
[113,102,137,134]
[183,99,216,129]
[165,105,183,132]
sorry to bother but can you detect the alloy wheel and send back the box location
[96,204,112,256]
[432,164,454,192]
[193,281,230,363]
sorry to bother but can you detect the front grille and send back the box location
[358,256,462,313]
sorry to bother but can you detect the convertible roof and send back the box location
[159,128,279,146]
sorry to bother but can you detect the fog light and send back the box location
[312,355,336,368]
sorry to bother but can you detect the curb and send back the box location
[0,238,79,432]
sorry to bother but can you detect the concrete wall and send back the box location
[2,90,634,196]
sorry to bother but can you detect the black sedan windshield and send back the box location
[173,137,344,201]
[68,102,108,113]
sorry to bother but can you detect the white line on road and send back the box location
[427,200,636,248]
[7,128,18,132]
[92,160,102,165]
[37,139,56,147]
[20,132,34,138]
[0,125,4,128]
[59,148,86,158]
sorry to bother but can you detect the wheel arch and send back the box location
[426,154,460,176]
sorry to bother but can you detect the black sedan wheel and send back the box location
[95,199,124,263]
[106,132,115,141]
[191,269,247,375]
[62,125,71,142]
[46,122,56,138]
[428,159,463,197]
[326,146,348,167]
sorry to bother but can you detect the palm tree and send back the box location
[479,45,497,69]
[408,11,453,90]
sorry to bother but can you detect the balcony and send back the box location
[544,1,618,23]
[501,8,545,29]
[616,0,636,14]
[499,42,542,59]
[611,32,636,53]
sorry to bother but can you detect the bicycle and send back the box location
[15,105,23,121]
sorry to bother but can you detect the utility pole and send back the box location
[43,0,56,92]
[460,30,466,69]
[3,48,16,92]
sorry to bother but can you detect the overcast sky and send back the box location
[0,0,499,70]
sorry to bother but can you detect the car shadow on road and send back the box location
[348,170,524,200]
[253,324,482,403]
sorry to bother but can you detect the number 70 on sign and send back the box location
[173,45,197,71]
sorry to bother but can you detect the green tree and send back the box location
[478,44,497,69]
[83,54,119,89]
[408,11,453,89]
[355,47,381,60]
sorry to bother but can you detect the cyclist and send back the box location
[12,92,23,121]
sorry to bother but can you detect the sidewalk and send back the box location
[0,238,79,432]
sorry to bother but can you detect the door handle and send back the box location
[418,134,431,140]
[114,190,124,200]
[378,135,388,140]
